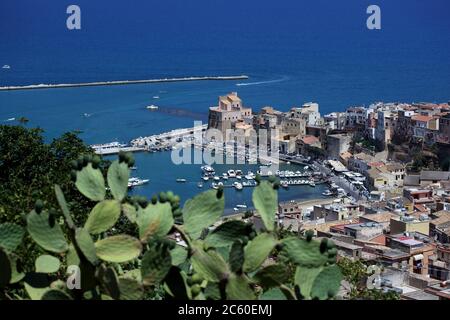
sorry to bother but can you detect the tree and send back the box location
[337,257,400,300]
[0,126,95,225]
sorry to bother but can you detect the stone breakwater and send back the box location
[0,75,249,91]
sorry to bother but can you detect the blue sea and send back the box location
[1,0,449,209]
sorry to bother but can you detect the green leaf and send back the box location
[24,283,49,300]
[41,289,72,300]
[95,235,142,263]
[27,210,68,253]
[66,244,80,267]
[75,228,98,265]
[243,233,277,273]
[253,264,290,289]
[98,266,120,300]
[118,277,144,300]
[294,266,323,299]
[75,163,106,201]
[0,223,24,252]
[35,255,60,273]
[107,160,130,201]
[205,220,249,248]
[252,181,277,231]
[310,265,342,300]
[204,282,221,300]
[164,267,190,300]
[191,244,229,283]
[183,190,225,239]
[141,244,172,286]
[9,256,25,284]
[0,248,11,288]
[54,185,75,229]
[260,288,287,300]
[122,203,137,223]
[282,237,328,267]
[225,274,255,300]
[229,241,244,273]
[170,245,188,266]
[137,202,174,242]
[85,200,121,235]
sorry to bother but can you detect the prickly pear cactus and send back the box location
[0,152,343,300]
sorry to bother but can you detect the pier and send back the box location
[0,75,249,91]
[92,125,207,155]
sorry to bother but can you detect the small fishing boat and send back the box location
[176,178,187,183]
[227,169,236,178]
[146,105,159,110]
[201,165,215,174]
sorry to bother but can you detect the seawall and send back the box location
[0,75,249,91]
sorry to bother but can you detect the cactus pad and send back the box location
[95,235,142,263]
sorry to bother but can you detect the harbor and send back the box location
[0,75,249,91]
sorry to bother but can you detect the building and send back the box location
[429,245,450,281]
[386,234,435,275]
[207,92,252,135]
[390,216,430,236]
[342,222,384,241]
[295,135,321,155]
[326,134,352,160]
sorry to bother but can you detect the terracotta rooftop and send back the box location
[300,135,320,145]
[412,115,433,122]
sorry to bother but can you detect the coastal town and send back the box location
[90,91,450,300]
[203,92,450,300]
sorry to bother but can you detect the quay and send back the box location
[0,75,249,91]
[92,125,207,155]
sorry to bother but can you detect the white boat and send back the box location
[322,190,334,196]
[197,182,204,188]
[235,170,243,176]
[83,113,92,118]
[130,166,138,170]
[2,65,10,69]
[227,169,236,178]
[153,96,160,99]
[176,178,187,183]
[202,176,210,182]
[222,173,229,180]
[236,204,247,209]
[309,181,316,187]
[234,182,243,191]
[245,171,255,180]
[6,118,15,122]
[281,181,289,189]
[201,165,215,174]
[304,166,309,170]
[146,105,159,110]
[128,177,149,188]
[233,207,239,212]
[213,176,220,181]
